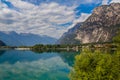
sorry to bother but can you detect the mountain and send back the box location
[58,23,82,44]
[58,3,120,44]
[0,40,6,46]
[0,31,57,46]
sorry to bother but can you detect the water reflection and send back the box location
[0,50,78,80]
[0,50,6,56]
[58,51,80,66]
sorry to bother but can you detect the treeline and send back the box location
[31,42,118,53]
[31,44,81,53]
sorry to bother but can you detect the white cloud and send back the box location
[0,0,77,38]
[75,13,91,23]
[0,0,97,38]
[67,13,91,30]
[0,1,8,9]
[110,0,120,3]
[102,0,109,5]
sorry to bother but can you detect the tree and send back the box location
[70,50,120,80]
[113,29,120,43]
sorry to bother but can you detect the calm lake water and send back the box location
[0,50,79,80]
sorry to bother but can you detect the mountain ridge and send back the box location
[0,31,57,46]
[58,3,120,44]
[0,40,6,46]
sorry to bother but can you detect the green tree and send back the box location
[113,29,120,43]
[70,50,120,80]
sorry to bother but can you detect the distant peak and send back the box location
[1,31,17,35]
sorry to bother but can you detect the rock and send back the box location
[58,3,120,44]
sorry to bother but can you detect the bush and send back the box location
[70,50,120,80]
[113,29,120,43]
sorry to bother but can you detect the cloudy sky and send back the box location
[0,0,120,38]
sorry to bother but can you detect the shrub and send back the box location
[70,50,120,80]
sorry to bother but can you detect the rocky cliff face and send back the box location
[58,23,82,44]
[59,3,120,44]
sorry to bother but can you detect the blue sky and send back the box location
[0,0,119,38]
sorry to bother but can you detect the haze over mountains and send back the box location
[0,31,57,46]
[58,3,120,44]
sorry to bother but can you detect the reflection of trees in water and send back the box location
[33,49,80,66]
[0,50,6,56]
[58,51,80,66]
[32,49,65,53]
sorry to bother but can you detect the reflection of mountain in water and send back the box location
[33,50,79,66]
[0,50,6,56]
[0,50,72,80]
[0,50,59,64]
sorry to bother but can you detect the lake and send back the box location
[0,50,79,80]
